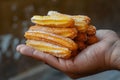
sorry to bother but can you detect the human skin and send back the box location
[16,30,120,79]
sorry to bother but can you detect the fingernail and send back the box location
[16,44,26,52]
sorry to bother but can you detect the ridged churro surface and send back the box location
[25,31,78,51]
[48,11,90,32]
[29,25,77,39]
[31,15,74,27]
[26,40,71,59]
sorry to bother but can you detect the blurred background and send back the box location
[0,0,120,80]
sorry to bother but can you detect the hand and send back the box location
[16,30,119,79]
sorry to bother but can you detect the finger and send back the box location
[16,44,26,52]
[58,58,76,72]
[96,30,118,41]
[16,44,62,69]
[96,30,109,40]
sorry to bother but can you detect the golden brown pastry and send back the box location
[26,40,71,59]
[75,41,87,50]
[87,25,96,35]
[48,11,90,32]
[70,16,90,32]
[25,31,78,51]
[24,11,99,59]
[74,32,87,42]
[87,35,98,45]
[31,15,74,27]
[29,25,77,39]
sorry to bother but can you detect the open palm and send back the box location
[17,30,119,79]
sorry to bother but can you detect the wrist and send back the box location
[110,39,120,70]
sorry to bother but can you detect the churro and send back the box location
[24,11,99,59]
[29,25,77,39]
[25,31,78,51]
[31,15,74,27]
[26,40,71,59]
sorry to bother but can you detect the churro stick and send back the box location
[87,25,96,35]
[29,25,77,39]
[26,40,71,59]
[31,15,74,27]
[75,41,87,50]
[25,31,78,51]
[87,35,98,45]
[75,32,87,41]
[70,16,90,32]
[24,11,99,59]
[48,11,90,32]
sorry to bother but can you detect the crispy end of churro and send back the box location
[25,31,78,51]
[75,41,87,50]
[31,15,74,27]
[71,15,90,32]
[87,25,96,35]
[29,25,77,39]
[26,40,71,59]
[87,35,99,45]
[74,22,89,32]
[74,32,87,41]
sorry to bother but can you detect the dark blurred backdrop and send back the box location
[0,0,120,80]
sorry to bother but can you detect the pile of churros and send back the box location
[24,11,98,59]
